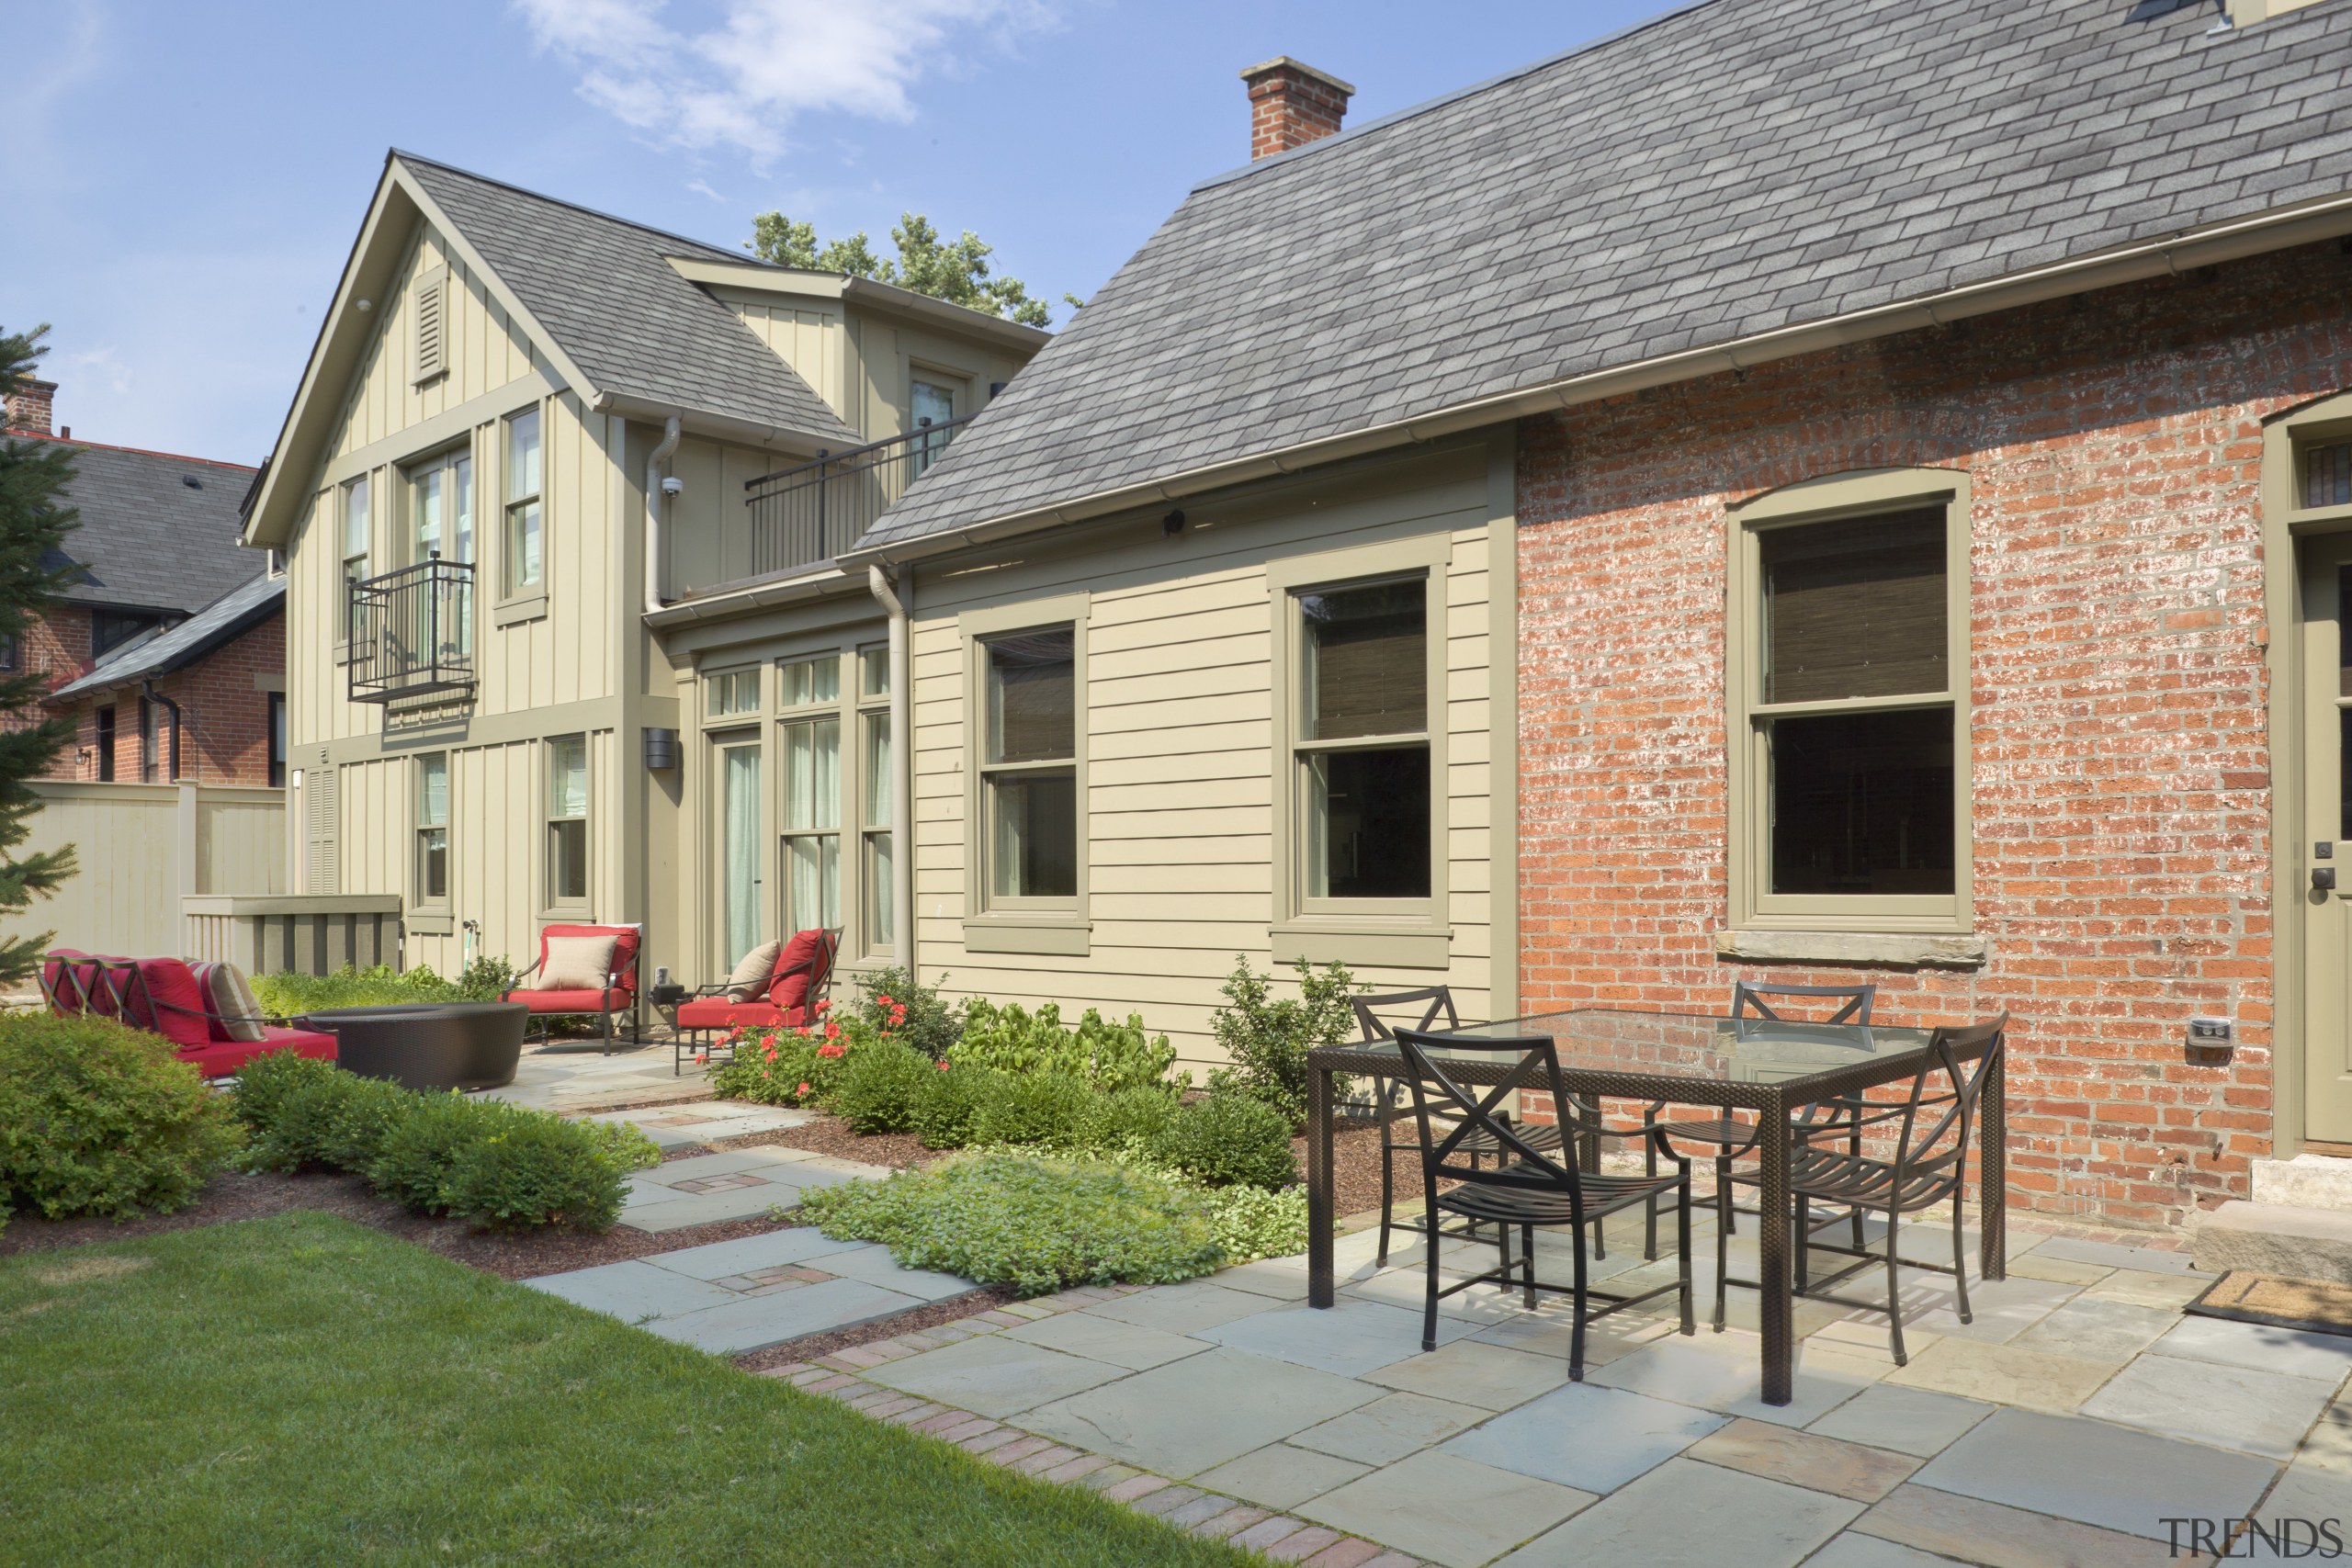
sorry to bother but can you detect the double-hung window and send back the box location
[980,627,1079,903]
[1728,471,1971,932]
[778,655,842,931]
[504,407,542,596]
[341,474,371,638]
[858,645,893,951]
[416,752,449,905]
[547,734,589,907]
[1296,581,1431,901]
[266,693,287,788]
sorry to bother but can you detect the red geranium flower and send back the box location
[935,1059,951,1072]
[817,1042,844,1059]
[823,1020,842,1041]
[797,1081,811,1097]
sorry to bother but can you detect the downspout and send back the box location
[644,415,683,615]
[867,564,914,976]
[142,680,182,782]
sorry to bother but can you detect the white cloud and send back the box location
[514,0,1056,165]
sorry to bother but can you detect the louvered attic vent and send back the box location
[413,265,447,384]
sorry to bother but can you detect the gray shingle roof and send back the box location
[47,572,283,703]
[38,438,264,615]
[864,0,2352,550]
[396,154,859,446]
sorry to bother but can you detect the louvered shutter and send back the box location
[413,265,447,384]
[305,747,338,894]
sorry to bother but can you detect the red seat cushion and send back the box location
[537,923,639,999]
[504,987,624,1014]
[675,998,809,1032]
[770,930,831,1013]
[136,958,213,1049]
[176,1026,337,1079]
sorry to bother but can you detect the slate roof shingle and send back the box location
[37,439,264,615]
[47,572,284,703]
[396,154,860,446]
[862,0,2352,551]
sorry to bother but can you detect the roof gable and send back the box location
[38,439,263,616]
[862,0,2352,555]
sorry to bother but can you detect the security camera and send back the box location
[660,476,684,496]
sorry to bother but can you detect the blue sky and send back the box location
[3,0,1667,464]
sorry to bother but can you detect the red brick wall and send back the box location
[1515,241,2352,1232]
[40,612,283,786]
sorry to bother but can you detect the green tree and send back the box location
[747,210,1058,328]
[0,325,79,984]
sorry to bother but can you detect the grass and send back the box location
[0,1213,1259,1568]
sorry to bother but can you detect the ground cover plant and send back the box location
[0,1213,1259,1567]
[248,956,519,1019]
[795,1151,1306,1296]
[0,1013,241,1225]
[232,1051,657,1230]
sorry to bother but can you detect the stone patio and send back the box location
[760,1213,2352,1567]
[481,1038,717,1114]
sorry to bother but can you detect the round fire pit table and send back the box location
[300,1001,529,1091]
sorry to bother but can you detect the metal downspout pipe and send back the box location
[644,416,682,615]
[867,564,914,974]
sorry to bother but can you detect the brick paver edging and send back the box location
[755,1281,1425,1568]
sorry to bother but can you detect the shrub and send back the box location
[951,999,1179,1094]
[848,966,965,1060]
[968,1072,1098,1153]
[1080,1085,1177,1156]
[1206,957,1360,1127]
[366,1091,484,1214]
[452,955,521,1003]
[797,1153,1225,1295]
[582,1119,663,1173]
[0,1013,241,1220]
[831,1040,935,1134]
[440,1108,629,1231]
[233,1052,405,1174]
[708,1012,865,1109]
[252,963,458,1020]
[1148,1091,1297,1190]
[908,1064,990,1150]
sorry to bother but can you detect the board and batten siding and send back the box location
[907,439,1515,1070]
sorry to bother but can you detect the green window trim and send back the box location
[1724,468,1974,936]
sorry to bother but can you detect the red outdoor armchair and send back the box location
[673,929,841,1075]
[503,922,644,1053]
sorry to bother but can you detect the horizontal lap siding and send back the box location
[910,446,1500,1070]
[1516,243,2352,1231]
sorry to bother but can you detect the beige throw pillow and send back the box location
[537,933,619,991]
[725,940,781,1002]
[206,961,267,1043]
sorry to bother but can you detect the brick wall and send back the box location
[41,612,283,786]
[1515,240,2352,1232]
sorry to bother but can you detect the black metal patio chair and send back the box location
[1393,1026,1695,1381]
[1789,1013,2008,1366]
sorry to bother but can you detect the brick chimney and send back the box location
[1239,57,1354,160]
[4,378,55,437]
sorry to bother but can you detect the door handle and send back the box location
[2318,866,2338,892]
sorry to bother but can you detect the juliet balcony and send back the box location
[347,557,475,704]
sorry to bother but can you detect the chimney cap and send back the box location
[1238,56,1356,96]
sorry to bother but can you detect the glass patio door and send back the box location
[718,742,763,969]
[2303,534,2352,1143]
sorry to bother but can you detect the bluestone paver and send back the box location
[1002,1310,1215,1371]
[864,1333,1128,1418]
[1493,1458,1860,1568]
[1201,1299,1476,1377]
[2079,1353,2335,1461]
[1442,1382,1726,1494]
[1914,1407,2278,1540]
[1804,1383,1995,1458]
[1023,1348,1384,1478]
[526,1258,737,1321]
[1190,1443,1374,1512]
[646,1279,925,1353]
[1301,1450,1596,1568]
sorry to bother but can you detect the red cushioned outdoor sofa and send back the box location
[672,929,840,1075]
[502,922,643,1053]
[40,949,337,1078]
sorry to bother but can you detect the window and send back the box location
[411,448,474,567]
[0,634,18,671]
[504,407,543,594]
[2303,438,2352,510]
[980,627,1078,901]
[1295,581,1431,901]
[910,379,956,477]
[547,734,588,906]
[1728,471,1971,932]
[266,548,286,580]
[91,610,159,660]
[707,666,762,720]
[96,705,115,782]
[859,643,892,951]
[778,651,843,931]
[341,475,371,637]
[416,752,448,904]
[266,693,286,788]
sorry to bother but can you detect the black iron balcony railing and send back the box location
[744,413,973,577]
[348,557,475,704]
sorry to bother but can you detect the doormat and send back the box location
[2188,1270,2352,1338]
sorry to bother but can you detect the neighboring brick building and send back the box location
[1,382,274,781]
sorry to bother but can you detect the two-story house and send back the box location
[237,153,1042,975]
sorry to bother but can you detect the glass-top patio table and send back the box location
[1304,1008,2007,1405]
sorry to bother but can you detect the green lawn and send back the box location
[0,1213,1257,1567]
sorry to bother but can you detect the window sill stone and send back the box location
[1714,929,1987,969]
[494,592,548,627]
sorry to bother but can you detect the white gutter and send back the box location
[867,564,915,975]
[644,415,682,615]
[839,190,2352,571]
